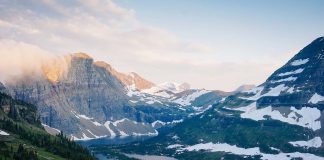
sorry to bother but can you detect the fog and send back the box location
[0,39,69,84]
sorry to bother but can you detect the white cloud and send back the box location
[0,39,53,82]
[0,0,289,91]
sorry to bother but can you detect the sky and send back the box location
[0,0,324,91]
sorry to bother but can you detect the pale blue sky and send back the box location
[116,0,324,60]
[0,0,323,91]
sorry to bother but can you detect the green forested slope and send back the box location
[0,93,95,160]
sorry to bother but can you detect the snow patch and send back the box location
[167,144,184,149]
[173,90,211,106]
[286,87,295,93]
[172,135,180,140]
[146,100,155,104]
[289,137,322,148]
[181,142,261,155]
[232,103,321,131]
[220,97,227,103]
[75,132,93,141]
[86,129,106,139]
[277,68,304,77]
[118,130,128,137]
[125,154,177,160]
[78,114,93,120]
[241,84,287,101]
[104,121,116,137]
[0,130,9,136]
[308,93,324,104]
[126,85,140,97]
[129,100,138,103]
[271,76,297,83]
[179,142,323,160]
[112,118,128,126]
[290,58,309,66]
[151,119,183,128]
[92,121,102,126]
[151,120,166,127]
[132,130,158,136]
[142,82,190,98]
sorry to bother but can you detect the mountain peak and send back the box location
[126,72,155,90]
[71,52,93,59]
[94,61,113,71]
[234,84,256,93]
[157,82,191,93]
[251,36,324,106]
[94,61,154,90]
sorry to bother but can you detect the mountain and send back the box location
[4,53,226,140]
[100,37,324,159]
[94,61,155,91]
[6,53,136,139]
[233,84,256,93]
[0,89,94,159]
[141,82,191,98]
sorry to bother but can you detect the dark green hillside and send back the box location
[0,93,95,160]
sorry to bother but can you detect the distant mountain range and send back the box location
[1,53,228,140]
[99,37,324,159]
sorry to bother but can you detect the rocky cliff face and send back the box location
[4,53,222,139]
[6,53,138,137]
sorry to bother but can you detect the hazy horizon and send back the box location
[1,0,324,91]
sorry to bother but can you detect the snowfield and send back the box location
[177,142,324,160]
[232,103,321,131]
[182,142,260,155]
